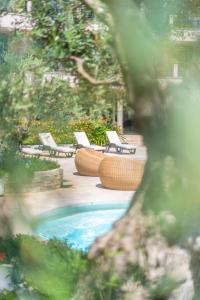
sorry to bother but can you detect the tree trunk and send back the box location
[87,75,200,297]
[78,0,200,299]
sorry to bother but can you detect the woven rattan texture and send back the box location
[99,156,145,190]
[75,148,106,176]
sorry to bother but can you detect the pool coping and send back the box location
[32,201,130,228]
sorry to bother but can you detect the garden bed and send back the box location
[24,158,63,192]
[0,158,63,194]
[30,167,63,192]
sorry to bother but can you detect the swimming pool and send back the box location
[35,203,128,252]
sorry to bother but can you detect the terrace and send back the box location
[25,140,146,217]
[0,1,198,299]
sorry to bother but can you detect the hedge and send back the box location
[23,118,120,146]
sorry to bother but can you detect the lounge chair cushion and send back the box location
[106,131,122,145]
[22,148,42,156]
[115,144,136,150]
[39,132,75,155]
[74,131,105,152]
[74,132,90,147]
[106,131,137,153]
[88,144,105,151]
[39,133,57,148]
[51,146,75,153]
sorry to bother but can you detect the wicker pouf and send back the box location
[99,157,145,190]
[75,148,106,176]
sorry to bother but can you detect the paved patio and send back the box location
[25,146,147,217]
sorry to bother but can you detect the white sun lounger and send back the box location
[74,132,105,152]
[21,147,42,157]
[106,131,137,154]
[39,132,75,157]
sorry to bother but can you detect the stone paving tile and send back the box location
[25,146,147,217]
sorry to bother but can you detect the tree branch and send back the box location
[70,55,123,86]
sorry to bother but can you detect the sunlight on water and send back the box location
[36,208,125,252]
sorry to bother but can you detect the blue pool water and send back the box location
[35,204,127,252]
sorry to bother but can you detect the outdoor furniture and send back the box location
[74,131,105,152]
[99,156,144,190]
[39,132,75,157]
[21,147,42,158]
[106,131,137,154]
[75,148,106,176]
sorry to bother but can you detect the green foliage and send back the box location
[0,155,59,192]
[22,120,72,145]
[23,157,59,172]
[0,235,87,300]
[0,52,118,148]
[0,290,17,300]
[0,1,200,299]
[0,236,20,264]
[1,0,24,12]
[0,56,76,143]
[0,59,34,144]
[0,168,5,178]
[29,0,121,120]
[0,236,148,300]
[150,276,181,300]
[0,0,121,157]
[81,261,149,300]
[31,0,111,63]
[0,33,8,64]
[2,156,59,174]
[70,118,120,145]
[0,0,10,11]
[131,264,147,285]
[23,118,120,146]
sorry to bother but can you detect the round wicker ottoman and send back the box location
[75,148,106,176]
[99,157,145,190]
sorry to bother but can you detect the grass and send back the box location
[0,157,59,177]
[0,157,59,192]
[24,157,59,172]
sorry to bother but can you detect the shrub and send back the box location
[0,291,17,300]
[22,120,70,145]
[23,157,59,172]
[0,235,87,300]
[23,118,120,146]
[0,157,59,192]
[69,118,120,146]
